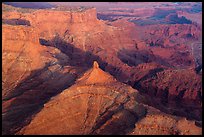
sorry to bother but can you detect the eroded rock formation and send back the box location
[2,22,84,135]
[130,105,202,135]
[17,62,147,135]
[17,62,202,135]
[2,3,202,135]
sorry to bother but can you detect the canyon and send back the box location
[2,2,202,135]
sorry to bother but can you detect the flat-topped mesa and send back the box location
[27,7,97,24]
[77,61,117,85]
[21,7,98,39]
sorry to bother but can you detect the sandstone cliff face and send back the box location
[2,24,83,135]
[24,8,98,39]
[2,4,99,40]
[2,25,44,99]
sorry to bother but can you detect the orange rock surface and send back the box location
[2,3,202,135]
[17,62,146,135]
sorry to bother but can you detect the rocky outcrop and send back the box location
[140,69,202,106]
[2,24,44,99]
[2,3,202,135]
[2,3,99,40]
[77,61,117,85]
[29,7,97,24]
[24,7,98,40]
[17,62,202,135]
[137,68,202,120]
[18,62,147,135]
[2,24,83,135]
[130,105,202,135]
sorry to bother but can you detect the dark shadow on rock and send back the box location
[117,48,171,68]
[3,35,130,135]
[2,19,31,26]
[132,69,202,121]
[39,34,128,78]
[133,67,165,90]
[2,61,78,135]
[117,48,202,121]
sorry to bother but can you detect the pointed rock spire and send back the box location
[93,61,99,69]
[77,61,116,85]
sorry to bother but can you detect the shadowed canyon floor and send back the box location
[2,3,202,135]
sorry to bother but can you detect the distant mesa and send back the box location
[3,2,55,9]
